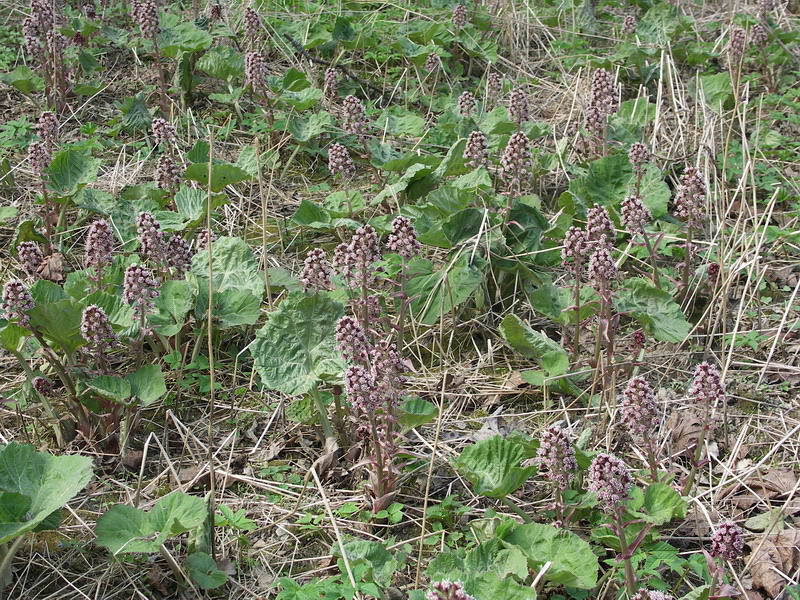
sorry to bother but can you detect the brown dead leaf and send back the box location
[748,528,800,597]
[146,564,174,596]
[719,468,800,516]
[172,465,210,490]
[37,253,65,283]
[121,449,144,472]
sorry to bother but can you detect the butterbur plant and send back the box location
[28,139,56,245]
[620,376,661,481]
[562,226,590,362]
[707,520,744,597]
[683,362,725,493]
[585,68,618,154]
[588,454,638,595]
[588,241,618,399]
[463,130,489,169]
[452,4,467,29]
[621,194,660,289]
[17,241,43,278]
[331,220,421,513]
[537,424,577,525]
[508,86,529,126]
[673,166,706,294]
[134,0,169,115]
[499,130,532,201]
[245,50,274,125]
[486,70,502,108]
[85,219,114,287]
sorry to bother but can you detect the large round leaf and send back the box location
[249,293,346,396]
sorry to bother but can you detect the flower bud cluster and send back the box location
[508,87,529,126]
[537,424,577,491]
[301,248,334,292]
[710,521,744,560]
[328,142,355,179]
[427,580,474,600]
[620,376,660,438]
[2,280,35,325]
[457,90,476,117]
[80,304,117,349]
[85,219,115,274]
[499,131,531,197]
[463,130,489,169]
[387,216,421,260]
[621,195,651,234]
[587,453,632,511]
[342,95,368,139]
[18,242,43,277]
[674,166,705,229]
[688,362,725,406]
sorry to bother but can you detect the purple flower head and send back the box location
[499,131,531,197]
[620,376,660,438]
[508,87,529,126]
[621,195,651,234]
[18,241,43,277]
[156,155,182,191]
[345,364,377,414]
[463,130,489,169]
[28,141,51,176]
[32,376,54,397]
[587,453,632,511]
[537,424,577,490]
[486,71,502,105]
[336,316,371,365]
[452,5,468,28]
[166,234,193,275]
[245,51,268,93]
[588,243,617,288]
[674,166,705,229]
[688,362,725,405]
[710,520,744,560]
[135,0,159,38]
[622,14,637,36]
[81,304,117,349]
[328,142,355,179]
[427,580,474,600]
[586,203,613,242]
[244,6,261,48]
[562,226,589,269]
[324,67,338,101]
[151,117,177,148]
[2,280,35,325]
[136,212,165,265]
[631,592,673,600]
[122,264,159,312]
[457,90,476,117]
[387,216,421,260]
[301,248,334,292]
[85,219,115,273]
[37,112,59,149]
[628,142,650,173]
[342,95,368,139]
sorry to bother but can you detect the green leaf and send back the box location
[398,397,438,431]
[279,87,322,111]
[87,375,132,402]
[0,206,19,223]
[28,298,85,354]
[0,443,93,544]
[250,293,346,396]
[189,237,265,299]
[85,291,135,329]
[292,199,331,228]
[0,322,28,352]
[119,93,152,132]
[184,162,251,192]
[614,278,692,343]
[126,365,167,405]
[335,540,399,588]
[288,111,334,142]
[157,22,213,58]
[499,314,568,376]
[469,572,537,600]
[187,141,210,163]
[630,483,687,525]
[149,279,195,336]
[0,493,31,523]
[407,253,485,326]
[677,586,710,600]
[692,73,733,114]
[453,435,536,498]
[46,148,100,197]
[499,522,599,589]
[452,167,493,191]
[332,16,355,42]
[212,289,261,328]
[465,540,528,580]
[567,153,631,215]
[95,492,207,554]
[196,46,243,81]
[185,552,228,589]
[0,66,44,94]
